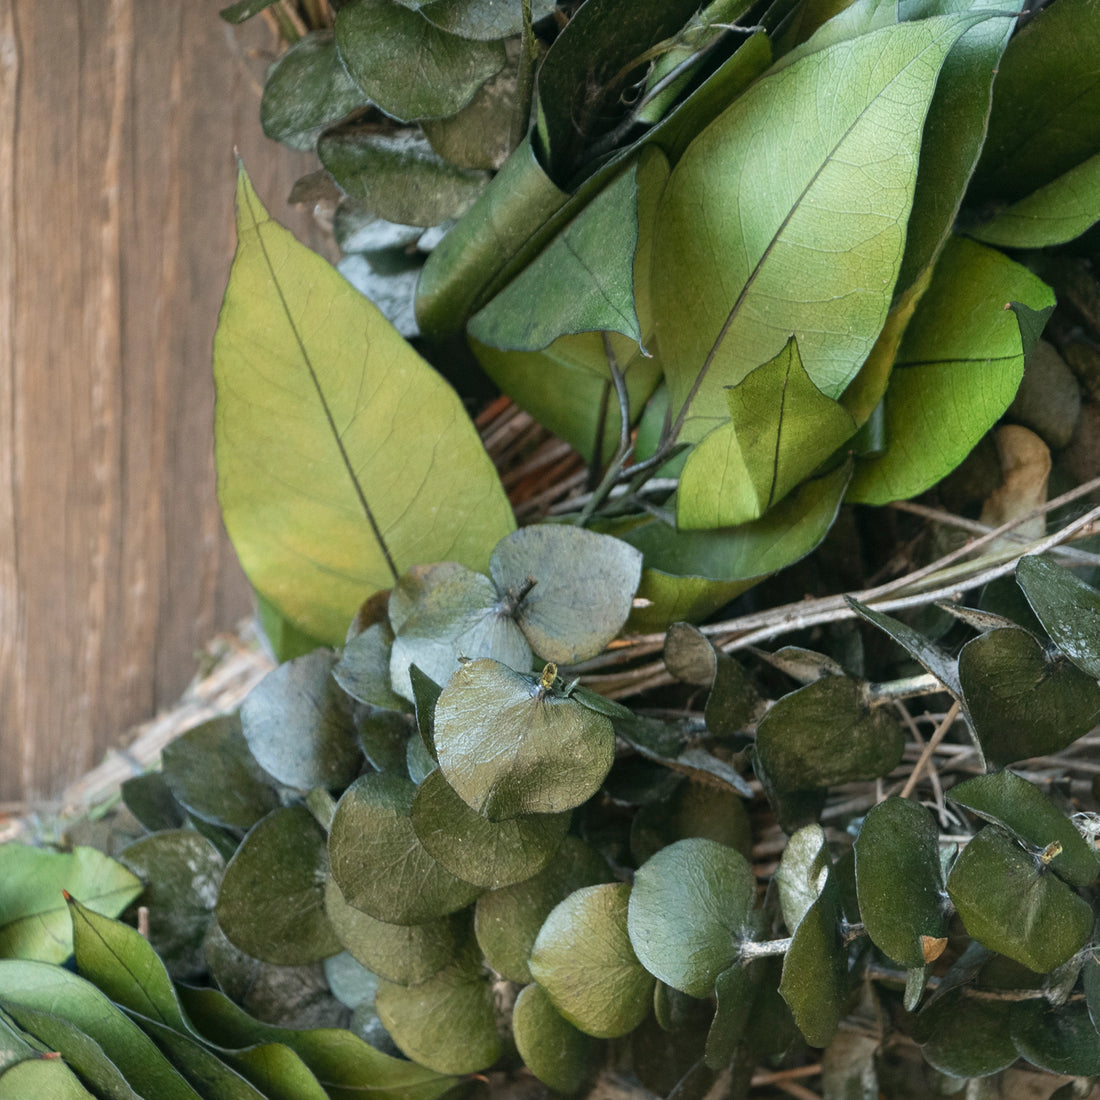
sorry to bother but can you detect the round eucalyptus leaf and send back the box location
[434,659,616,820]
[706,963,758,1070]
[409,663,442,762]
[755,675,905,791]
[490,526,643,664]
[334,623,408,712]
[335,0,506,121]
[512,983,592,1095]
[629,779,752,866]
[663,622,718,685]
[356,709,415,775]
[1011,1000,1100,1076]
[374,940,501,1074]
[161,712,279,831]
[217,806,340,966]
[418,0,557,40]
[774,824,830,935]
[323,951,380,1009]
[958,626,1100,767]
[411,769,570,888]
[119,830,225,980]
[240,650,362,791]
[627,838,755,998]
[121,772,186,833]
[325,875,463,985]
[328,773,482,924]
[946,826,1092,973]
[406,732,436,784]
[949,769,1100,888]
[1016,553,1100,679]
[705,654,763,737]
[389,564,530,701]
[529,883,655,1039]
[854,798,947,969]
[919,991,1017,1078]
[475,836,611,983]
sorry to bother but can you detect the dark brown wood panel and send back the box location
[0,1,326,804]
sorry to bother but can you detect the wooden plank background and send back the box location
[0,1,326,806]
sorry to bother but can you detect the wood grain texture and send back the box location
[0,1,327,803]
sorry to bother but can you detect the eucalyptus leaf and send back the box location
[356,710,414,775]
[705,963,757,1070]
[627,838,756,998]
[323,952,379,1011]
[918,990,1017,1079]
[328,773,482,924]
[529,883,655,1039]
[1010,1001,1100,1077]
[240,650,361,792]
[1016,553,1100,680]
[957,626,1100,768]
[418,0,556,40]
[409,665,442,762]
[630,780,753,866]
[774,824,830,935]
[334,623,409,713]
[946,826,1093,973]
[433,659,616,819]
[411,769,570,889]
[120,773,187,834]
[217,806,340,966]
[512,983,592,1094]
[664,622,718,686]
[215,166,513,645]
[335,0,506,121]
[0,845,142,964]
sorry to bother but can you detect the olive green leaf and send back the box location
[215,166,513,645]
[0,845,142,964]
[474,836,612,984]
[512,983,592,1094]
[217,806,340,966]
[240,651,361,792]
[0,1008,45,1074]
[374,938,501,1075]
[529,883,655,1039]
[1016,553,1100,680]
[161,713,279,832]
[328,773,482,924]
[418,0,556,41]
[627,838,756,998]
[630,780,753,866]
[324,877,463,986]
[0,1057,96,1098]
[317,130,488,227]
[918,991,1017,1079]
[121,773,187,833]
[260,32,367,151]
[678,338,857,529]
[957,626,1100,768]
[755,675,905,791]
[847,236,1056,504]
[854,798,947,969]
[433,659,616,819]
[774,824,830,935]
[946,826,1093,973]
[705,963,757,1070]
[654,14,992,443]
[1011,1001,1100,1077]
[335,0,506,121]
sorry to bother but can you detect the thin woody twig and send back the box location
[900,700,961,800]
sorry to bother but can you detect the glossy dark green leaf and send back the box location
[491,526,643,665]
[628,838,755,998]
[334,623,408,712]
[946,826,1092,973]
[324,876,462,985]
[529,883,654,1039]
[161,713,279,831]
[375,938,501,1075]
[679,338,857,530]
[474,835,611,984]
[705,963,756,1070]
[970,0,1100,202]
[318,130,488,227]
[848,236,1055,504]
[755,675,905,791]
[335,0,505,122]
[261,32,367,151]
[1011,1001,1100,1077]
[1016,554,1100,680]
[217,806,340,965]
[433,659,616,819]
[958,626,1100,767]
[0,961,200,1100]
[774,824,830,935]
[854,798,947,968]
[418,0,556,40]
[778,873,847,1048]
[328,773,481,924]
[0,1057,96,1098]
[918,990,1016,1078]
[0,844,142,964]
[119,830,225,979]
[512,983,591,1094]
[177,983,457,1100]
[630,780,752,866]
[949,770,1100,889]
[411,769,569,889]
[120,773,187,833]
[240,650,361,791]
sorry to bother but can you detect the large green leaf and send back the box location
[0,845,142,964]
[1016,553,1100,680]
[677,338,856,529]
[653,14,990,443]
[847,236,1056,503]
[214,166,513,645]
